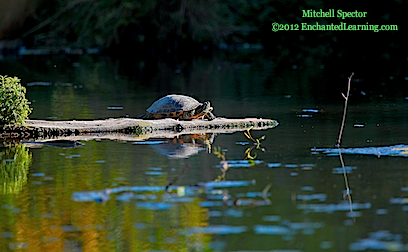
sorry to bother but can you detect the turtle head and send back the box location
[194,101,215,120]
[198,101,213,114]
[192,101,211,117]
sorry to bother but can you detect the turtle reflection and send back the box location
[150,134,215,159]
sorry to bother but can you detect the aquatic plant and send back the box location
[213,146,226,161]
[0,75,32,126]
[244,126,265,160]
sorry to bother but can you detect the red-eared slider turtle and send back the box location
[138,94,216,120]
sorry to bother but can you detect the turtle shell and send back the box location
[147,95,201,117]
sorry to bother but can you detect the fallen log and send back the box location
[0,117,279,141]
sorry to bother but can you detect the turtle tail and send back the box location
[137,113,148,119]
[137,112,154,119]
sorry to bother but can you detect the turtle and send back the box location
[138,94,216,120]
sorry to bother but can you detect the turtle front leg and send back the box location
[205,112,216,121]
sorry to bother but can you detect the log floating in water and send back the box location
[0,117,278,141]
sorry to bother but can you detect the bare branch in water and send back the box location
[337,72,354,147]
[337,72,355,221]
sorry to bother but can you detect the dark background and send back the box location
[1,1,406,55]
[1,0,407,97]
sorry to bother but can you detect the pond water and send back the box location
[1,54,408,251]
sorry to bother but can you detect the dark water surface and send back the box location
[1,54,408,251]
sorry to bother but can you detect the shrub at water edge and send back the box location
[0,75,32,126]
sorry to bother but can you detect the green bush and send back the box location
[0,75,32,126]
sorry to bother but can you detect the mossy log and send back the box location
[0,117,278,141]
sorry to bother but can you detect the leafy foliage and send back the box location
[0,75,32,125]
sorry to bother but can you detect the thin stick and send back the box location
[337,72,354,146]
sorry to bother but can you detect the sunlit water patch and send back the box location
[267,163,316,169]
[332,166,357,174]
[136,201,172,210]
[71,180,256,203]
[297,202,371,214]
[296,193,327,201]
[184,225,248,235]
[215,160,264,168]
[133,141,168,145]
[349,230,407,251]
[145,167,167,175]
[235,142,249,146]
[312,144,408,157]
